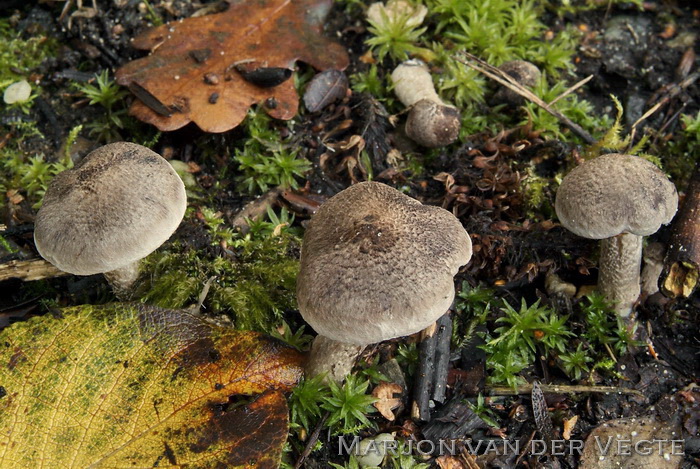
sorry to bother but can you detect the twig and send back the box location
[486,383,644,397]
[631,71,700,131]
[548,75,593,106]
[294,412,329,469]
[230,187,283,233]
[0,259,68,283]
[454,52,596,144]
[412,321,438,421]
[432,312,453,404]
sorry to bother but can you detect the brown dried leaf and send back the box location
[372,382,403,421]
[562,415,578,440]
[116,0,349,132]
[436,455,465,469]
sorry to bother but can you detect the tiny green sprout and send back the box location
[357,355,390,385]
[322,374,377,434]
[270,321,313,352]
[481,298,572,387]
[350,65,387,99]
[365,2,431,62]
[288,374,330,432]
[384,442,431,469]
[559,343,593,380]
[489,298,571,357]
[467,393,501,428]
[395,342,419,379]
[581,292,642,359]
[72,70,128,142]
[234,109,311,193]
[245,206,303,239]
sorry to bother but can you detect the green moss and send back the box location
[0,19,58,84]
[233,109,311,194]
[664,111,700,188]
[353,0,610,141]
[521,164,557,220]
[0,122,73,208]
[522,76,612,142]
[137,229,300,334]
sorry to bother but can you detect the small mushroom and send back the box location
[297,181,471,381]
[391,60,460,148]
[34,142,187,294]
[555,154,678,316]
[493,60,541,106]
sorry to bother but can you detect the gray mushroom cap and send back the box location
[296,181,472,345]
[34,142,187,275]
[555,153,678,239]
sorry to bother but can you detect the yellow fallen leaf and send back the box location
[0,303,303,468]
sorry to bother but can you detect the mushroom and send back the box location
[296,181,471,381]
[34,142,187,294]
[493,60,541,106]
[391,60,461,148]
[555,154,678,316]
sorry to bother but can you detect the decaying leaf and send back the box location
[116,0,349,132]
[0,304,303,468]
[562,415,578,440]
[372,382,403,421]
[580,416,683,469]
[436,455,465,469]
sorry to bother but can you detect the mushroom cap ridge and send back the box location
[296,181,472,345]
[555,153,678,240]
[34,142,187,275]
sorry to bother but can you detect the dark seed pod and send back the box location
[303,69,349,113]
[234,62,293,88]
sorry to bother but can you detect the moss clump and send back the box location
[0,18,58,112]
[350,0,612,141]
[137,232,301,334]
[0,122,74,208]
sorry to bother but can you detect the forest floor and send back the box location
[0,0,699,468]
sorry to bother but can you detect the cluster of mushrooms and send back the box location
[34,137,678,382]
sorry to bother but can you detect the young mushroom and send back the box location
[493,60,541,107]
[391,60,461,148]
[34,142,187,294]
[296,181,472,382]
[555,154,678,316]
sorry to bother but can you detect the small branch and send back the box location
[631,71,700,131]
[454,52,596,144]
[230,186,283,233]
[0,259,68,283]
[294,412,329,469]
[411,321,438,421]
[486,383,644,397]
[411,311,453,421]
[432,312,452,404]
[548,74,593,106]
[661,166,700,298]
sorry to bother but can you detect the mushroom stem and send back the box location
[305,335,365,383]
[599,233,643,317]
[391,61,460,147]
[103,262,140,296]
